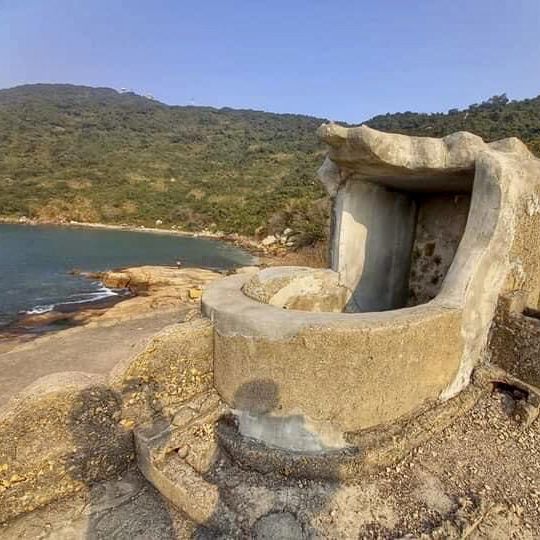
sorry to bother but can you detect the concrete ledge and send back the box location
[317,123,532,189]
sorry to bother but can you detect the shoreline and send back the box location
[0,217,266,258]
[0,216,328,266]
[0,265,228,353]
[0,219,261,345]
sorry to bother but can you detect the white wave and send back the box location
[25,283,120,314]
[68,285,119,299]
[25,304,54,315]
[60,284,120,306]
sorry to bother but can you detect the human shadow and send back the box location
[66,381,178,539]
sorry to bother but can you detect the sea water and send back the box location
[0,224,253,327]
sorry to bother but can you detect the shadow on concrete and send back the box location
[65,377,342,538]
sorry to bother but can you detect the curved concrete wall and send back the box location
[203,275,463,436]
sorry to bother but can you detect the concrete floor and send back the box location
[0,310,186,407]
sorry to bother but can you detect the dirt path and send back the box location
[0,309,187,407]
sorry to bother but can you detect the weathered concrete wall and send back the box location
[437,149,540,398]
[201,126,540,453]
[0,318,215,523]
[407,194,471,306]
[319,125,540,400]
[214,305,462,437]
[204,274,464,440]
[333,181,417,312]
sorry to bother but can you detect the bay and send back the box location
[0,224,253,327]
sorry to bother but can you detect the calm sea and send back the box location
[0,224,253,328]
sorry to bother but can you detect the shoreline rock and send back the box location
[0,266,225,349]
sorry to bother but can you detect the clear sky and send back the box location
[1,0,539,122]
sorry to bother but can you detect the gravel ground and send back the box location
[2,386,539,539]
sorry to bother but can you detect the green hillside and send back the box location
[1,85,539,245]
[0,84,328,244]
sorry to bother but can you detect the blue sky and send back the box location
[1,0,538,122]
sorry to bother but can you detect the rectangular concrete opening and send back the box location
[333,179,472,312]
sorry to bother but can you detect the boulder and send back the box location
[261,235,277,247]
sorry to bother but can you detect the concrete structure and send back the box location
[203,125,540,449]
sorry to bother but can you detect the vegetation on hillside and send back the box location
[1,85,539,245]
[0,84,327,245]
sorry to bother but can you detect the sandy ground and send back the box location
[0,309,188,407]
[2,387,540,539]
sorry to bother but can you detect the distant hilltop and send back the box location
[0,83,539,243]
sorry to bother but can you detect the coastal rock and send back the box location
[99,266,220,292]
[235,266,260,275]
[13,266,223,332]
[261,235,277,247]
[95,267,221,321]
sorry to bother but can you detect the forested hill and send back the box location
[1,85,539,243]
[0,84,327,242]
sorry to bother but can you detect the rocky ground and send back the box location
[2,385,540,539]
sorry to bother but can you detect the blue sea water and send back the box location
[0,224,253,327]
